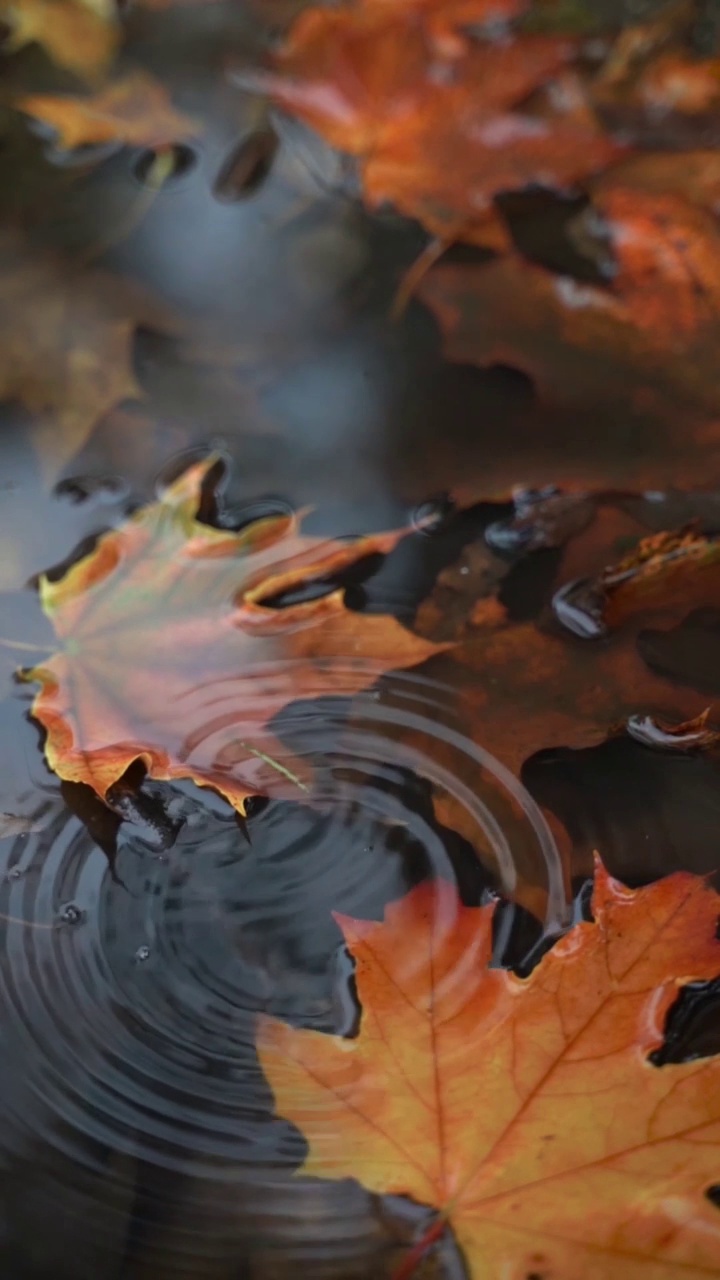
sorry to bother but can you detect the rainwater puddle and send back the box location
[1,0,720,1276]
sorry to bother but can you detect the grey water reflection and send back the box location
[2,0,720,1277]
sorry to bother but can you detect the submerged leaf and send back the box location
[349,499,720,909]
[260,862,720,1279]
[0,233,176,482]
[25,458,443,814]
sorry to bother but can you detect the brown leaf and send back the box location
[632,52,720,116]
[553,526,720,639]
[350,503,720,914]
[614,708,720,752]
[0,232,177,482]
[592,149,720,215]
[416,487,596,641]
[419,187,720,496]
[17,73,201,151]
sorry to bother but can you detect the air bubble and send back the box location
[134,945,151,963]
[58,902,85,926]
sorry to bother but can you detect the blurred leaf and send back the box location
[2,0,119,79]
[17,73,200,151]
[239,0,621,248]
[0,232,177,483]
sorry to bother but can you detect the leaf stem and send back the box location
[391,236,452,320]
[391,1215,447,1280]
[236,742,309,793]
[0,637,51,653]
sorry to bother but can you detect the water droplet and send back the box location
[58,902,85,926]
[5,867,23,882]
[134,945,151,963]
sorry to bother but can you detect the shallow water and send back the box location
[2,0,720,1276]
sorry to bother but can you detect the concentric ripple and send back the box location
[0,656,564,1176]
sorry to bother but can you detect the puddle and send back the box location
[1,0,720,1275]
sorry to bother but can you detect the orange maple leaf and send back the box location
[259,861,720,1279]
[17,73,200,151]
[240,0,621,247]
[24,457,443,814]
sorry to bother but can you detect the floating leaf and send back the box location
[25,457,443,815]
[239,0,621,247]
[17,73,201,151]
[348,500,720,909]
[260,861,720,1279]
[2,0,119,79]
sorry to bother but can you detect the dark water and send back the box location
[1,1,720,1276]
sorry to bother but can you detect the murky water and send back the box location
[2,0,720,1276]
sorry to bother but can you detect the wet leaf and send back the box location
[419,186,720,494]
[349,501,720,912]
[618,708,720,752]
[2,0,119,79]
[17,73,201,151]
[630,51,720,115]
[259,861,720,1280]
[25,457,444,815]
[415,487,597,641]
[0,232,176,482]
[0,810,49,838]
[553,525,720,639]
[239,0,621,247]
[592,3,720,126]
[592,149,720,215]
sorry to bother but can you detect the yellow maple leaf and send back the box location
[3,0,119,79]
[259,861,720,1278]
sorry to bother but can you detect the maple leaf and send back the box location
[239,0,621,248]
[592,149,720,215]
[259,862,720,1279]
[345,502,720,913]
[2,0,119,79]
[631,52,720,116]
[17,73,201,151]
[24,457,444,815]
[0,232,175,482]
[419,185,720,497]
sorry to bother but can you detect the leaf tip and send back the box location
[159,452,224,514]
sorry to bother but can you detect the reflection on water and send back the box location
[2,0,720,1275]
